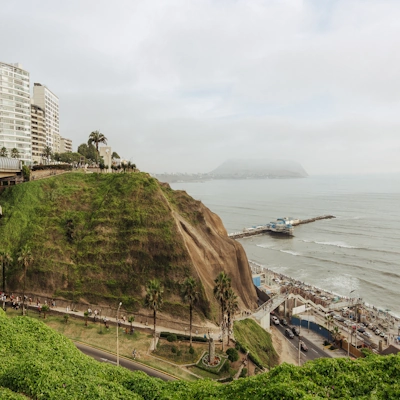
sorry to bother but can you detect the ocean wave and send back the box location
[301,239,400,257]
[279,250,301,256]
[301,239,358,249]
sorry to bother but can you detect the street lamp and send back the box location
[298,336,301,366]
[117,302,122,366]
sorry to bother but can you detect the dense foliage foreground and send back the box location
[1,311,400,399]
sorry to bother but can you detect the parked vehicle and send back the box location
[363,331,372,338]
[300,341,308,352]
[271,316,280,325]
[375,329,381,335]
[285,328,294,339]
[292,326,300,336]
[357,327,366,333]
[280,318,288,326]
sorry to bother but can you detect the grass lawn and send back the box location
[5,308,198,381]
[233,318,279,369]
[153,339,205,364]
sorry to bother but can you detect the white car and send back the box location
[271,316,280,325]
[363,331,371,338]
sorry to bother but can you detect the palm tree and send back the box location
[88,130,107,164]
[332,326,341,343]
[144,279,164,350]
[42,304,50,319]
[181,277,199,347]
[18,245,33,315]
[11,148,20,159]
[128,315,135,333]
[213,271,231,351]
[42,146,52,164]
[225,288,239,345]
[0,251,13,292]
[0,147,7,157]
[325,314,334,341]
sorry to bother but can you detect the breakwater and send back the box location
[292,215,335,225]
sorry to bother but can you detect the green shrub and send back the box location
[240,368,248,378]
[167,334,177,342]
[171,346,177,353]
[177,350,182,356]
[189,346,194,355]
[226,348,239,362]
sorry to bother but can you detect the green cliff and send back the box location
[0,172,257,319]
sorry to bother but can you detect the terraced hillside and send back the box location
[0,172,257,319]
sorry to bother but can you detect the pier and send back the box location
[228,215,335,239]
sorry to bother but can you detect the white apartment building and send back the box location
[0,62,32,163]
[31,103,46,164]
[61,137,72,153]
[32,82,59,151]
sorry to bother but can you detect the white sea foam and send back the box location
[279,250,301,256]
[256,243,274,249]
[302,239,357,249]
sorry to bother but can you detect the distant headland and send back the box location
[153,158,308,183]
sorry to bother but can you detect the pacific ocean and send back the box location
[171,174,400,317]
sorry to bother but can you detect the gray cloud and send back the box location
[1,0,399,174]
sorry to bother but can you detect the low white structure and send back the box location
[99,146,112,173]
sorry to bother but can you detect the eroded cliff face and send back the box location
[162,185,258,311]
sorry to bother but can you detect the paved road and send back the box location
[75,342,176,381]
[274,324,328,364]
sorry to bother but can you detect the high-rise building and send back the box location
[0,62,32,163]
[30,103,46,164]
[32,82,59,151]
[61,137,72,153]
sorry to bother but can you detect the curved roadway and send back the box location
[75,342,176,381]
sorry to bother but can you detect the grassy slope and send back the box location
[1,310,400,399]
[0,173,196,311]
[233,319,279,369]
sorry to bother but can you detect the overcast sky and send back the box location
[1,0,399,174]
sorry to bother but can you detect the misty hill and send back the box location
[0,172,257,320]
[209,159,308,178]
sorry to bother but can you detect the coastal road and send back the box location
[273,324,328,363]
[75,342,176,381]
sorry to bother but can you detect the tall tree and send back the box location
[18,245,33,315]
[77,143,97,162]
[88,130,107,163]
[213,271,231,351]
[11,148,20,159]
[43,146,52,163]
[325,314,334,341]
[144,279,164,351]
[0,251,13,292]
[0,147,7,157]
[181,277,199,346]
[225,287,239,345]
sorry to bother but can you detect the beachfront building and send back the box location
[0,62,32,163]
[30,103,46,164]
[32,82,59,152]
[60,136,72,153]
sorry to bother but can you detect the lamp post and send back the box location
[347,329,351,358]
[117,302,122,366]
[298,336,301,366]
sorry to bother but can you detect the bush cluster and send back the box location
[160,331,208,342]
[31,164,72,171]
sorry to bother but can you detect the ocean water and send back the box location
[171,175,400,317]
